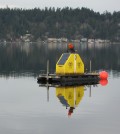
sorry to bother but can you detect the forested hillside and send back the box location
[0,7,120,41]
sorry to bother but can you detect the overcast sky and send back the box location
[0,0,119,13]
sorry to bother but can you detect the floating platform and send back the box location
[37,73,100,86]
[37,43,108,87]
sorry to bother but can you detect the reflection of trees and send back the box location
[0,43,120,76]
[80,44,120,72]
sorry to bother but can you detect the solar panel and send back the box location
[58,53,70,65]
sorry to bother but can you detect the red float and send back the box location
[99,79,108,86]
[99,71,108,80]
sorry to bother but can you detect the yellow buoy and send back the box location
[56,53,84,75]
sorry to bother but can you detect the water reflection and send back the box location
[0,42,120,77]
[0,42,120,134]
[56,86,84,116]
[38,78,108,116]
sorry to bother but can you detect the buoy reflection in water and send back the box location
[56,86,84,117]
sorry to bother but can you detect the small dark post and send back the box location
[47,83,49,102]
[90,60,92,73]
[47,60,49,80]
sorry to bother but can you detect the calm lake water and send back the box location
[0,42,120,134]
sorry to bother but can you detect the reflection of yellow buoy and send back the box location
[56,86,84,116]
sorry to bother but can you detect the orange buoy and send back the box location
[68,43,74,49]
[99,79,108,86]
[99,71,108,80]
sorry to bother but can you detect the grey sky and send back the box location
[0,0,119,13]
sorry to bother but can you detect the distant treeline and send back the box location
[0,7,120,41]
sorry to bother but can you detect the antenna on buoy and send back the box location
[90,60,92,73]
[46,60,49,102]
[47,60,49,79]
[89,60,92,97]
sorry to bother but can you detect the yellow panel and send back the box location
[64,87,74,107]
[56,86,84,107]
[75,54,84,74]
[75,86,84,106]
[64,54,74,74]
[56,53,84,75]
[56,87,65,96]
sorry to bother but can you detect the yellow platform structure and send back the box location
[56,53,84,75]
